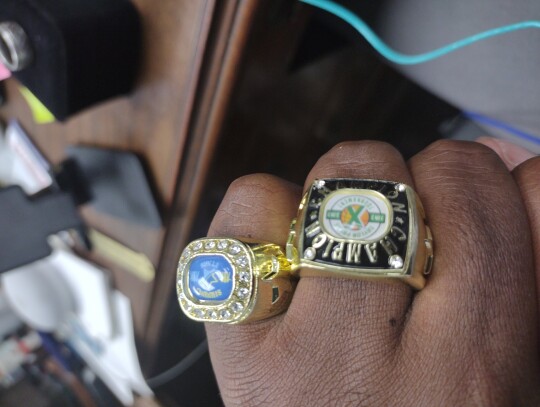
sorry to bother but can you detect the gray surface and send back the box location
[374,0,540,152]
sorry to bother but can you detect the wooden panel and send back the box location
[143,0,262,359]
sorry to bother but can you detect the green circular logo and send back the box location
[321,190,392,242]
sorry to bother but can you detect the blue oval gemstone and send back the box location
[187,255,234,302]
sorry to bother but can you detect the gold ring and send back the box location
[177,238,295,323]
[287,178,433,289]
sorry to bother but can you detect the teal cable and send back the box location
[300,0,540,65]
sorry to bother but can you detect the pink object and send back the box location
[476,136,536,171]
[0,62,11,81]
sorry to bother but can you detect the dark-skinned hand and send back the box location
[205,140,540,407]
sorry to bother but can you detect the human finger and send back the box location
[286,141,417,358]
[513,157,540,322]
[204,173,302,405]
[405,140,538,396]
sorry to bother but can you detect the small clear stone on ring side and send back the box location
[229,245,241,255]
[232,302,244,312]
[396,184,406,192]
[304,247,316,260]
[193,241,203,251]
[218,240,228,250]
[239,271,250,282]
[205,240,216,250]
[235,256,248,268]
[237,287,249,299]
[389,255,404,269]
[194,308,204,318]
[314,180,326,189]
[220,309,232,319]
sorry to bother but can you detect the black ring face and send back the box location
[299,179,415,275]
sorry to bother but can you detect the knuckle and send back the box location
[309,140,409,183]
[322,140,401,164]
[222,173,283,213]
[514,156,540,193]
[412,140,507,186]
[209,174,275,237]
[514,157,540,227]
[227,173,281,196]
[419,139,502,169]
[209,173,298,241]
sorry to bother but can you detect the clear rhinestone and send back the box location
[194,308,204,318]
[304,247,316,260]
[309,211,318,221]
[239,271,250,283]
[389,255,404,269]
[235,256,248,268]
[220,309,231,319]
[177,278,182,286]
[314,180,326,189]
[208,310,218,319]
[310,198,323,208]
[396,184,406,192]
[232,302,244,312]
[229,245,241,255]
[205,240,216,250]
[237,287,249,299]
[193,241,203,251]
[218,240,228,250]
[183,248,191,257]
[185,304,193,312]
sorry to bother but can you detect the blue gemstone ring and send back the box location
[177,238,296,324]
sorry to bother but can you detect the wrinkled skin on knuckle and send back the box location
[320,140,402,165]
[403,140,540,404]
[514,157,540,225]
[411,140,509,188]
[307,141,411,185]
[513,156,540,340]
[411,139,531,292]
[208,173,300,242]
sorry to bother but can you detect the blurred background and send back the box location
[0,0,537,405]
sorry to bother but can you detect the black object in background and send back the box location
[0,143,161,273]
[0,0,141,121]
[68,146,162,228]
[0,186,87,273]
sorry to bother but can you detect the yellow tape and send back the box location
[89,229,155,282]
[19,86,56,124]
